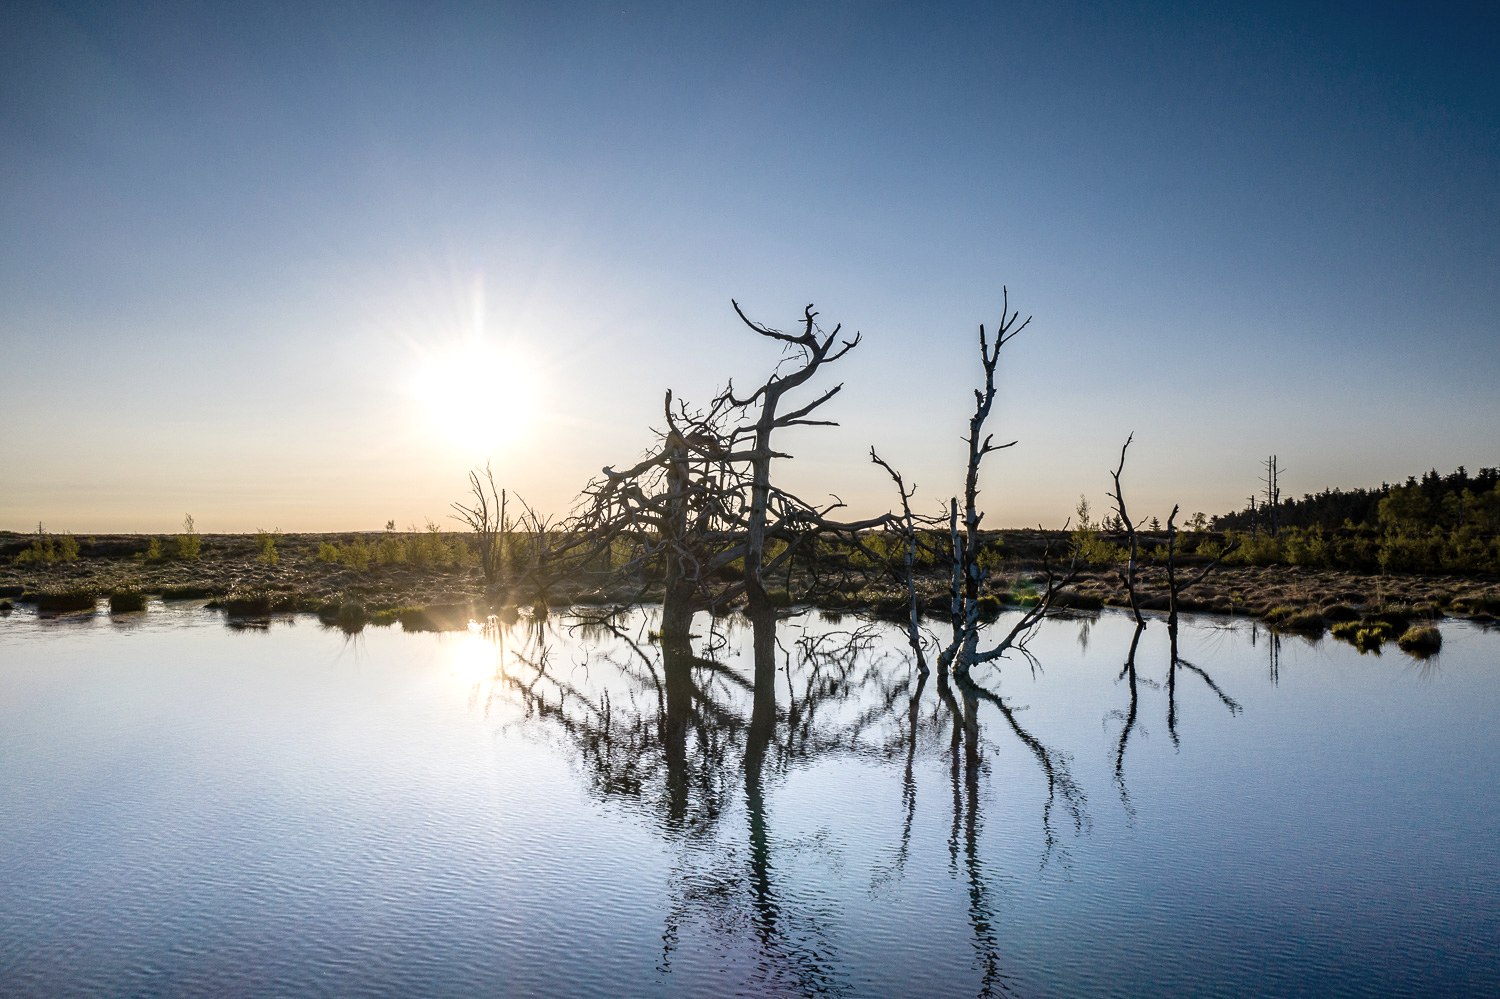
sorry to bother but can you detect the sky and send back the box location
[2,1,1497,533]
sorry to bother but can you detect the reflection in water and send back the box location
[1109,617,1242,816]
[458,604,1112,996]
[7,602,1497,996]
[1167,620,1242,749]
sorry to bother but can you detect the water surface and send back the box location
[2,601,1497,996]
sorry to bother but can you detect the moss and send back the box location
[1321,603,1360,622]
[1397,625,1442,656]
[976,594,1003,620]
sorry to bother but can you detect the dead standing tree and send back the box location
[571,302,889,640]
[1107,434,1147,627]
[724,300,882,618]
[876,290,1076,680]
[453,462,556,596]
[452,463,508,586]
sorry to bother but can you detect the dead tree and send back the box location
[451,462,508,586]
[870,448,931,674]
[1162,504,1238,633]
[725,301,888,617]
[1261,455,1283,536]
[875,290,1077,679]
[1107,435,1146,627]
[570,302,890,639]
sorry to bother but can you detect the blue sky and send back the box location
[3,1,1496,532]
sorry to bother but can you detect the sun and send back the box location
[410,340,537,454]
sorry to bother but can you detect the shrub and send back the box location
[13,524,79,565]
[176,514,201,560]
[340,539,373,571]
[256,529,280,566]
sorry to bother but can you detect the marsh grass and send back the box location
[1331,617,1395,653]
[1265,605,1327,636]
[108,589,147,613]
[1397,625,1442,656]
[318,599,368,633]
[221,591,274,617]
[30,588,99,613]
[159,584,220,600]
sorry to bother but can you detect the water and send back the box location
[2,601,1497,997]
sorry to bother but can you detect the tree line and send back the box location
[1210,465,1500,573]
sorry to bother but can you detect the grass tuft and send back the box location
[108,590,147,613]
[223,591,274,617]
[32,589,98,613]
[1396,625,1442,657]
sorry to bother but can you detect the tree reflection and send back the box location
[468,606,1099,996]
[1109,617,1243,815]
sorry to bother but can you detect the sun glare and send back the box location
[411,340,537,454]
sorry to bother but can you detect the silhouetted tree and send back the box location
[571,302,889,639]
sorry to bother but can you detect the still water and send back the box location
[1,601,1497,997]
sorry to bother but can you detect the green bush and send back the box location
[13,524,80,566]
[256,529,280,566]
[176,514,201,560]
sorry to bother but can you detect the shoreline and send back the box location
[3,531,1496,643]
